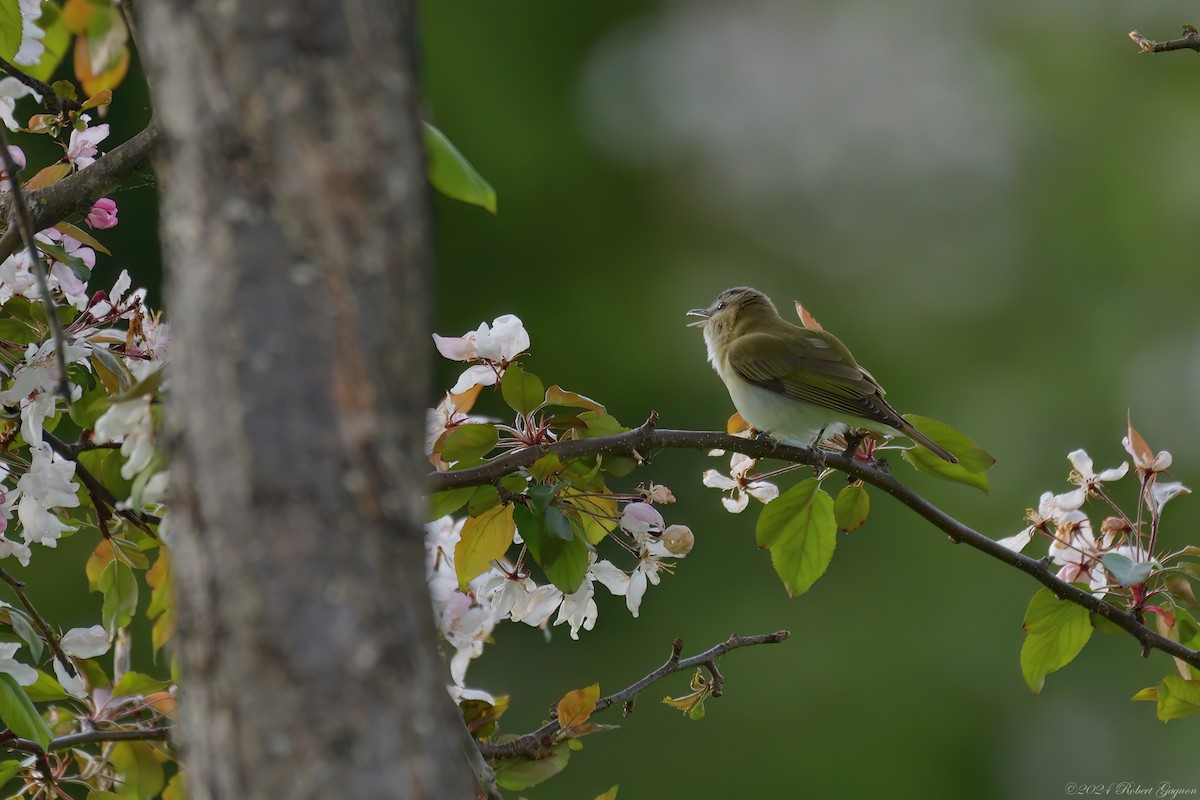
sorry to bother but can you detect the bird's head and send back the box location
[687,287,781,349]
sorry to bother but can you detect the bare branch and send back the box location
[430,426,1200,671]
[477,631,790,759]
[1129,27,1200,54]
[0,120,161,263]
[0,726,169,756]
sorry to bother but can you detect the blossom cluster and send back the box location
[0,122,170,694]
[998,430,1189,595]
[426,316,693,700]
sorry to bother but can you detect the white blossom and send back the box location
[93,395,156,480]
[60,625,111,659]
[18,494,74,547]
[18,445,79,510]
[702,453,779,513]
[0,642,36,686]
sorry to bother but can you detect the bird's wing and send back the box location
[725,329,905,427]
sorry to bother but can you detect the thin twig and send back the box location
[430,426,1200,671]
[0,726,169,756]
[0,56,81,114]
[477,631,790,759]
[0,128,70,404]
[1128,27,1200,54]
[0,567,75,678]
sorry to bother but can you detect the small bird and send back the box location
[687,287,957,463]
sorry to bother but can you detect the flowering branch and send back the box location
[0,126,71,404]
[477,630,790,759]
[44,432,160,535]
[431,423,1200,671]
[0,120,161,263]
[1129,27,1200,53]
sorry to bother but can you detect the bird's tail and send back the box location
[896,420,958,464]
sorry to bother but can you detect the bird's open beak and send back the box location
[685,308,710,328]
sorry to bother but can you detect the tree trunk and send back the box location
[137,3,472,798]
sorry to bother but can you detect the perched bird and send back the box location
[687,287,957,463]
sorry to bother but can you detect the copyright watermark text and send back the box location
[1065,784,1197,799]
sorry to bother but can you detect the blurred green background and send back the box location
[423,1,1200,798]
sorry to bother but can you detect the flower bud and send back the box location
[661,525,694,555]
[85,197,118,230]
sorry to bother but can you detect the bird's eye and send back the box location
[716,301,726,311]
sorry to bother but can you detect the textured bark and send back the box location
[137,4,472,798]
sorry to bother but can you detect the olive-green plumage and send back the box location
[688,287,957,463]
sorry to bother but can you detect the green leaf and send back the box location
[577,411,626,439]
[0,318,39,344]
[78,657,110,689]
[91,348,134,395]
[428,486,474,521]
[526,484,555,515]
[0,673,51,750]
[543,386,605,414]
[514,504,554,567]
[1131,686,1158,702]
[110,741,165,800]
[89,792,125,800]
[542,533,590,594]
[1156,676,1200,721]
[756,478,820,548]
[0,0,20,62]
[494,743,570,791]
[529,453,564,483]
[500,365,544,415]
[69,380,111,429]
[112,671,169,698]
[100,559,139,633]
[454,504,515,589]
[833,484,870,532]
[24,670,69,702]
[423,122,497,214]
[1101,552,1155,587]
[756,479,837,596]
[1020,588,1092,695]
[899,415,996,493]
[50,78,76,101]
[7,609,42,663]
[467,485,501,517]
[544,507,574,542]
[115,367,163,402]
[441,424,498,463]
[0,759,21,787]
[558,488,617,545]
[55,221,111,256]
[35,239,91,282]
[600,455,637,477]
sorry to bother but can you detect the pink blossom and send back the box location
[619,502,664,538]
[67,123,109,169]
[85,198,118,229]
